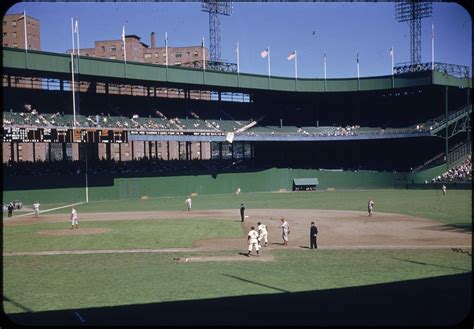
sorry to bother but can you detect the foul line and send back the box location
[12,202,86,218]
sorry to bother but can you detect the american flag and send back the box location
[260,48,269,58]
[356,51,359,63]
[389,47,393,57]
[287,51,296,61]
[323,51,326,64]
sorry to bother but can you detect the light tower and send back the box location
[201,0,233,63]
[395,1,432,65]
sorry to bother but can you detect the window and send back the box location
[32,24,35,28]
[13,43,18,48]
[12,32,16,38]
[109,55,116,59]
[101,46,105,52]
[175,53,182,58]
[12,21,16,27]
[111,45,116,51]
[194,51,198,57]
[154,53,159,57]
[144,53,152,59]
[175,62,181,65]
[2,32,6,36]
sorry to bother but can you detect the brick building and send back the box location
[2,13,41,50]
[70,32,208,68]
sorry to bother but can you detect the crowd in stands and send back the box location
[3,158,252,177]
[431,157,472,183]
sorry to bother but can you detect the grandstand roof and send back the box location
[3,48,472,93]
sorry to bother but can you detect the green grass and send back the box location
[3,189,471,316]
[3,249,471,313]
[3,219,243,253]
[34,189,472,226]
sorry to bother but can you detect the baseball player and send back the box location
[235,186,241,195]
[257,221,268,247]
[279,218,290,246]
[247,226,260,257]
[70,207,79,229]
[33,201,40,218]
[368,198,375,217]
[442,184,447,196]
[185,196,192,211]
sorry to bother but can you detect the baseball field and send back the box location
[3,188,472,326]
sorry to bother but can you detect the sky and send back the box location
[4,1,472,79]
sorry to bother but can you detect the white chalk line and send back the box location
[11,202,86,218]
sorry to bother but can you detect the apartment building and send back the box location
[2,13,41,50]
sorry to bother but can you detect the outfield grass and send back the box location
[29,189,472,226]
[3,249,471,314]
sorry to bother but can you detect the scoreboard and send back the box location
[2,127,128,143]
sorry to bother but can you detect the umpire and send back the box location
[240,204,245,222]
[310,222,318,249]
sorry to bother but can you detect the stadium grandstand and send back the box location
[2,47,472,190]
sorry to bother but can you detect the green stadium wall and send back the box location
[3,168,410,204]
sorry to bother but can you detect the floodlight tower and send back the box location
[201,0,233,62]
[395,1,432,65]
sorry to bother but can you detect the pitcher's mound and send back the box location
[36,228,111,236]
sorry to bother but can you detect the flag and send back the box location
[432,23,434,39]
[201,36,205,48]
[323,51,326,63]
[122,25,126,44]
[260,48,269,58]
[165,32,168,47]
[356,51,359,63]
[389,47,393,57]
[287,51,296,61]
[74,19,78,33]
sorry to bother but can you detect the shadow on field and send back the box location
[4,273,471,327]
[418,223,472,233]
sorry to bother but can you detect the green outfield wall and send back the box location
[3,168,410,204]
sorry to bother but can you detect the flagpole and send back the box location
[431,23,434,71]
[202,36,206,71]
[268,46,271,78]
[324,51,327,91]
[295,50,298,80]
[122,25,127,64]
[23,10,27,52]
[391,46,394,88]
[165,32,168,67]
[76,19,80,56]
[70,18,77,137]
[236,42,240,74]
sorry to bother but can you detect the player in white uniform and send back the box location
[280,218,290,246]
[257,221,268,247]
[71,207,79,229]
[33,201,40,218]
[185,197,192,211]
[235,186,241,195]
[442,185,447,196]
[247,226,260,257]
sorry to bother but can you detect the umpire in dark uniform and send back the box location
[310,222,318,249]
[240,204,245,222]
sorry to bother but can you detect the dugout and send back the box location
[293,178,319,191]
